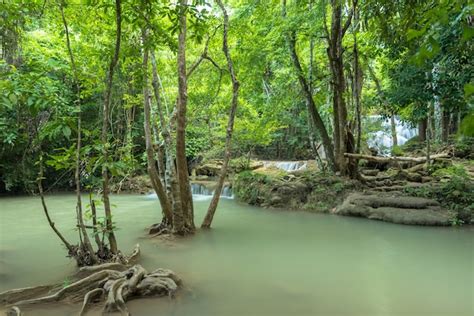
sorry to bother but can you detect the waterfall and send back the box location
[366,115,418,154]
[191,183,234,201]
[147,183,234,201]
[262,161,307,172]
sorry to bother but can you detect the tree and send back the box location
[101,0,122,254]
[201,0,240,229]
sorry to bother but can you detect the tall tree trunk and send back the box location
[282,0,336,170]
[418,118,427,142]
[201,0,240,229]
[326,0,353,174]
[175,0,194,234]
[59,1,97,263]
[150,51,182,227]
[142,29,173,224]
[352,2,362,153]
[441,108,449,142]
[101,0,121,253]
[390,114,398,147]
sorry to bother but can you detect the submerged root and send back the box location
[0,244,178,314]
[0,264,180,315]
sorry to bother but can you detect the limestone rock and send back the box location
[334,193,453,226]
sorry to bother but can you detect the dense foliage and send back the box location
[1,0,472,193]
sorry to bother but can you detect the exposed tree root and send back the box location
[0,264,181,315]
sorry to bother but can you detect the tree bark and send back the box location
[441,108,449,142]
[201,0,240,229]
[101,0,121,253]
[352,2,362,153]
[418,118,427,142]
[390,114,398,147]
[150,52,184,232]
[282,0,336,170]
[142,30,173,224]
[59,0,97,263]
[324,0,354,174]
[175,0,194,234]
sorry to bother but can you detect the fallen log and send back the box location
[344,152,450,163]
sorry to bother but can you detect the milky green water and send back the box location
[0,194,473,316]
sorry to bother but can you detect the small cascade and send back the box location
[191,183,234,201]
[191,183,213,196]
[147,183,234,201]
[262,161,307,172]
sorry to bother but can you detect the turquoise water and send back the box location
[0,194,473,315]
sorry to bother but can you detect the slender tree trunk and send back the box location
[441,108,449,142]
[101,0,121,253]
[418,118,427,142]
[89,194,104,255]
[426,102,432,166]
[282,0,336,170]
[59,1,97,262]
[142,29,173,224]
[38,156,75,254]
[202,0,240,229]
[352,3,362,153]
[175,0,193,234]
[390,114,398,147]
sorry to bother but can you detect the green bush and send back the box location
[234,171,271,205]
[404,168,474,225]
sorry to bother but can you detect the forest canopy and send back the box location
[0,0,472,193]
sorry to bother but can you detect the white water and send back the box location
[366,115,418,153]
[262,161,308,172]
[147,183,234,201]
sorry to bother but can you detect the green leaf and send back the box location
[407,28,425,41]
[62,126,71,139]
[463,83,474,98]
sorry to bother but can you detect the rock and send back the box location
[334,193,453,226]
[421,176,433,183]
[406,172,422,182]
[270,195,283,205]
[361,169,379,176]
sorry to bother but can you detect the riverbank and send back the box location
[233,159,474,226]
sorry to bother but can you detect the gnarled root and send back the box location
[0,264,180,315]
[79,288,104,315]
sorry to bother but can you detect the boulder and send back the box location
[334,193,454,226]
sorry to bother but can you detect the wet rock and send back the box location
[335,193,453,226]
[361,169,379,176]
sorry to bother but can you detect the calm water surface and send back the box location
[0,194,473,315]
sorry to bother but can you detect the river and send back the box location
[0,194,473,315]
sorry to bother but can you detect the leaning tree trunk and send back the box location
[201,0,240,229]
[101,0,122,253]
[59,1,97,263]
[282,0,336,170]
[142,29,173,225]
[175,0,194,234]
[37,156,76,255]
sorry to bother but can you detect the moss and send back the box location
[234,171,273,205]
[234,170,357,212]
[404,172,474,225]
